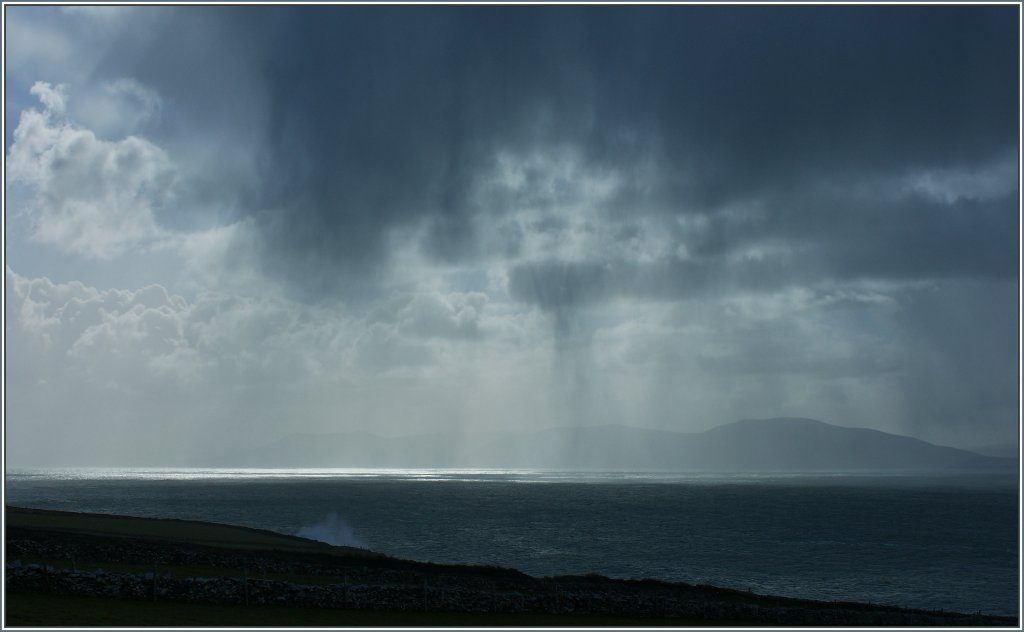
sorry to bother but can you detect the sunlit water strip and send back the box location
[6,467,1017,488]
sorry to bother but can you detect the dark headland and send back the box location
[5,506,1015,627]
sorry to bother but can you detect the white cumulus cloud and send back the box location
[397,292,488,339]
[74,78,163,138]
[7,81,176,260]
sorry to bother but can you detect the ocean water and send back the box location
[4,468,1019,617]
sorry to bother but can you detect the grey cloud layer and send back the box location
[4,6,1019,464]
[43,6,1015,300]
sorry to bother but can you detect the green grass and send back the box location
[5,592,736,627]
[6,506,378,557]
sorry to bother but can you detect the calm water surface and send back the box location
[5,468,1019,616]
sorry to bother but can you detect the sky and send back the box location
[3,5,1019,466]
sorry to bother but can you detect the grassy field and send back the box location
[3,506,746,626]
[4,592,728,627]
[6,506,377,557]
[8,506,1014,628]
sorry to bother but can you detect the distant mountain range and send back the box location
[211,417,1016,473]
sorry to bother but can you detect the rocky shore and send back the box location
[5,507,1016,626]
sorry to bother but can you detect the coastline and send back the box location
[5,505,1017,627]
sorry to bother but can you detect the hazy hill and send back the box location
[963,442,1020,459]
[686,418,1012,472]
[212,417,1015,473]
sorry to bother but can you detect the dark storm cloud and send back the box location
[507,256,806,310]
[86,6,1017,300]
[508,192,1017,312]
[237,8,606,295]
[644,8,1017,195]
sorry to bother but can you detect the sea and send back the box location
[4,468,1019,617]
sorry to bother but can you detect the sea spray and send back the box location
[296,511,366,548]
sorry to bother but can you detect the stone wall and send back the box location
[4,561,994,625]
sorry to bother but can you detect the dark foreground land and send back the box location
[5,506,1016,627]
